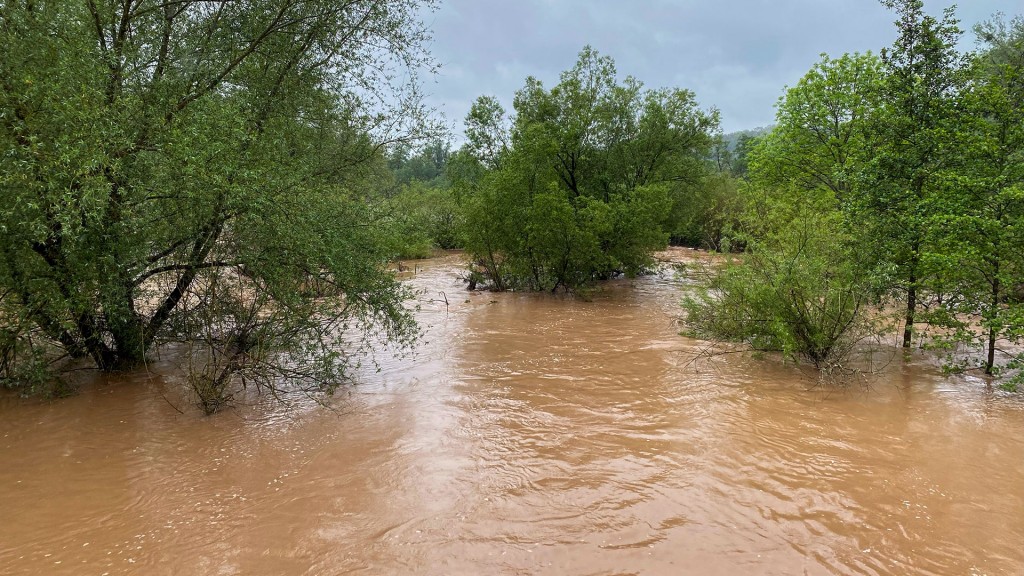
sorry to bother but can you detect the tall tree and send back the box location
[464,95,510,171]
[864,0,970,348]
[926,14,1024,377]
[461,47,718,291]
[0,0,439,404]
[749,52,882,204]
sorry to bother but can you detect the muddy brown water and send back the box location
[2,252,1023,576]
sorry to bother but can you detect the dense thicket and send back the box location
[382,140,464,259]
[686,0,1024,388]
[0,0,440,408]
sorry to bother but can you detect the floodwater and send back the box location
[1,251,1023,576]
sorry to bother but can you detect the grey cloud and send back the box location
[421,0,1013,135]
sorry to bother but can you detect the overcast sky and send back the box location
[419,0,1018,137]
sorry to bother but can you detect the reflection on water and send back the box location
[1,251,1022,575]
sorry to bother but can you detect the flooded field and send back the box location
[2,252,1022,575]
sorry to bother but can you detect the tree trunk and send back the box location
[905,282,921,344]
[985,275,999,376]
[77,311,118,370]
[902,244,920,349]
[103,271,147,369]
[902,276,916,349]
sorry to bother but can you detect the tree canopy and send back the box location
[0,0,440,407]
[459,47,719,292]
[687,1,1024,387]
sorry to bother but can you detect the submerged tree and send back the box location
[923,14,1024,381]
[0,0,440,408]
[687,2,1024,388]
[461,47,719,292]
[684,42,893,374]
[864,0,970,349]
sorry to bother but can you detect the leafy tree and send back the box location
[709,135,733,174]
[923,14,1024,381]
[464,95,510,171]
[730,133,760,178]
[665,170,743,251]
[685,2,1024,387]
[387,180,464,258]
[388,139,452,187]
[685,53,890,371]
[0,0,440,407]
[462,47,718,291]
[749,53,883,204]
[864,0,971,349]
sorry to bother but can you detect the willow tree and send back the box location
[0,0,439,405]
[461,47,719,292]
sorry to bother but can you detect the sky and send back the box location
[418,0,1019,137]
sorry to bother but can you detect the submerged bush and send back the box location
[684,186,889,373]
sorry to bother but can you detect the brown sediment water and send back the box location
[1,251,1022,575]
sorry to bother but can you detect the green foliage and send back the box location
[388,140,452,188]
[698,2,1024,388]
[749,52,882,202]
[380,140,467,258]
[0,0,439,409]
[461,47,718,292]
[0,294,65,397]
[464,96,510,170]
[861,0,971,349]
[730,133,761,178]
[386,180,464,258]
[666,171,743,251]
[685,185,885,372]
[917,13,1024,377]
